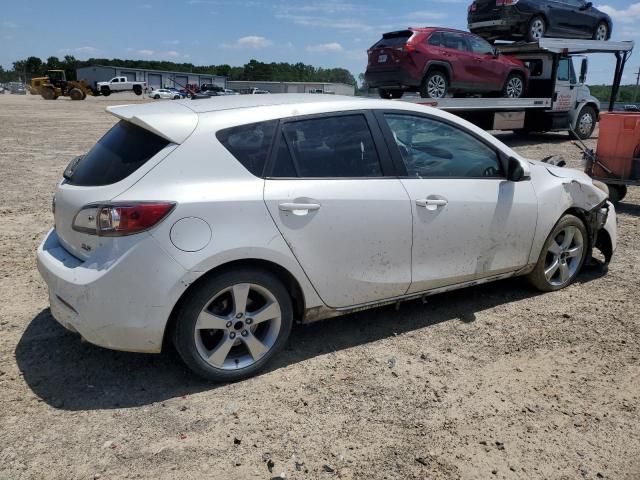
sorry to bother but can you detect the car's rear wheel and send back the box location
[573,106,597,140]
[420,70,448,99]
[503,73,525,98]
[593,22,609,41]
[154,94,160,99]
[173,268,293,382]
[527,16,546,42]
[527,215,588,292]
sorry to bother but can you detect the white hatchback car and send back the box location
[37,94,616,381]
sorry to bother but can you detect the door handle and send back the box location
[416,198,448,208]
[279,202,321,213]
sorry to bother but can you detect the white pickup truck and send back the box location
[96,77,146,96]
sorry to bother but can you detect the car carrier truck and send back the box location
[385,38,634,139]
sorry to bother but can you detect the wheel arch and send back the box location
[162,258,306,351]
[423,61,452,82]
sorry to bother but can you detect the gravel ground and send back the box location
[0,93,638,480]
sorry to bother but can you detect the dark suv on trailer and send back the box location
[468,0,612,42]
[365,27,528,99]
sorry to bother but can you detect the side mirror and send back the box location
[507,157,526,182]
[579,58,588,83]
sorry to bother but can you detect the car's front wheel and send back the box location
[503,73,525,98]
[527,215,588,292]
[593,22,609,41]
[527,16,546,42]
[573,106,597,140]
[173,268,293,382]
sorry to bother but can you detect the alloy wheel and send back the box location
[193,283,282,370]
[543,226,584,287]
[427,74,447,98]
[595,24,608,41]
[505,77,524,98]
[530,19,545,40]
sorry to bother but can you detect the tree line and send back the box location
[589,84,640,104]
[1,55,356,85]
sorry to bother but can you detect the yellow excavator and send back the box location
[30,70,94,100]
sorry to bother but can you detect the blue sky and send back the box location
[1,0,639,84]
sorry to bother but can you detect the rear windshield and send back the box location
[65,120,170,186]
[372,31,412,48]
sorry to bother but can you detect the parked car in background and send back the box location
[468,0,613,42]
[149,88,182,100]
[239,87,271,94]
[37,94,616,381]
[201,83,224,94]
[0,84,5,94]
[96,77,146,97]
[168,87,187,98]
[365,27,529,99]
[8,82,27,94]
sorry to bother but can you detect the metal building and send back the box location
[76,65,226,90]
[226,81,355,96]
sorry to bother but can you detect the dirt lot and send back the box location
[0,93,638,480]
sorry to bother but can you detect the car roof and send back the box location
[408,26,472,35]
[104,94,520,160]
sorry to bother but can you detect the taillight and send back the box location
[72,202,175,236]
[496,0,519,5]
[403,43,417,54]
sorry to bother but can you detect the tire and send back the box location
[573,106,597,140]
[503,73,525,98]
[173,95,181,100]
[173,268,294,382]
[527,16,546,42]
[40,88,56,100]
[81,91,87,100]
[69,88,83,101]
[133,86,142,96]
[527,214,588,292]
[593,22,609,41]
[607,184,628,203]
[101,87,111,97]
[420,70,448,99]
[154,94,160,99]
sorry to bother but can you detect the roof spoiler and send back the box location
[106,103,198,144]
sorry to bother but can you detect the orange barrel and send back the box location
[595,112,640,180]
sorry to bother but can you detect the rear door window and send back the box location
[442,32,470,52]
[217,120,278,177]
[427,32,442,46]
[272,115,383,178]
[65,120,170,186]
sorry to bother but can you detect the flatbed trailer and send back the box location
[377,38,634,138]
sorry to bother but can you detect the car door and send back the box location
[263,112,413,309]
[466,34,505,91]
[563,0,597,37]
[547,0,577,36]
[440,32,476,89]
[552,57,579,112]
[376,111,538,293]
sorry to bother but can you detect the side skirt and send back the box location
[301,265,535,324]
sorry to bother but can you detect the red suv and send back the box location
[365,27,528,99]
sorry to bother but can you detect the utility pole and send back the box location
[634,66,640,104]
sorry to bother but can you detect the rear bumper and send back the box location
[37,229,189,353]
[468,9,529,39]
[365,69,421,89]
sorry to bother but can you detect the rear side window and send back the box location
[442,32,469,52]
[427,32,442,46]
[274,115,383,178]
[217,120,278,177]
[66,120,170,186]
[373,31,412,48]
